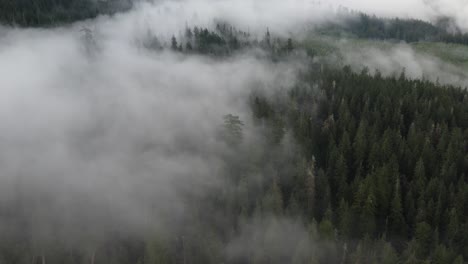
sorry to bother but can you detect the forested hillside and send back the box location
[0,61,466,263]
[0,1,467,263]
[256,66,468,262]
[202,65,468,263]
[0,0,132,26]
[153,63,468,263]
[167,25,294,57]
[318,13,468,46]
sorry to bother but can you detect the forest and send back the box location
[0,0,132,26]
[2,0,468,49]
[317,13,468,46]
[0,47,466,263]
[0,1,467,264]
[164,25,294,57]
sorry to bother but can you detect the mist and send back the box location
[333,0,468,32]
[0,1,311,257]
[0,0,466,262]
[332,40,468,87]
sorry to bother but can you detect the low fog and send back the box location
[334,41,468,87]
[0,0,466,261]
[334,0,468,32]
[0,8,301,255]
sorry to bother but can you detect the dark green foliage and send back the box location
[248,65,468,262]
[0,59,466,264]
[0,0,132,27]
[163,59,468,263]
[0,18,466,262]
[174,24,251,55]
[166,24,296,57]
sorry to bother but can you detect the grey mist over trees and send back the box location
[2,0,468,32]
[0,5,305,260]
[0,0,467,263]
[328,41,468,87]
[331,0,468,32]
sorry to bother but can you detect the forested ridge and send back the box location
[0,0,132,27]
[1,61,466,263]
[143,24,294,58]
[2,0,468,49]
[0,2,467,263]
[317,13,468,46]
[217,65,468,263]
[266,66,468,262]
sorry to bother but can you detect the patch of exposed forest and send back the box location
[317,12,468,46]
[141,24,295,59]
[1,63,466,263]
[0,0,132,27]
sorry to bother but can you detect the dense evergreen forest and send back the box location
[318,13,468,46]
[142,24,294,58]
[0,0,132,26]
[263,66,468,262]
[0,60,466,263]
[0,2,467,263]
[198,64,468,263]
[2,0,468,48]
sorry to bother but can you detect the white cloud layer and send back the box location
[0,0,466,251]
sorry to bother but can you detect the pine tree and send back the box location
[319,207,335,240]
[186,42,193,52]
[171,35,178,51]
[361,193,377,237]
[305,157,316,217]
[286,38,293,53]
[381,242,399,264]
[222,114,244,146]
[414,221,432,258]
[389,177,407,239]
[414,158,426,198]
[338,199,352,238]
[262,178,284,215]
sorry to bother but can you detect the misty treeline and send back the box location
[202,65,468,264]
[143,24,294,57]
[318,12,468,46]
[0,0,132,27]
[0,57,467,263]
[1,2,467,264]
[3,0,468,47]
[166,64,468,264]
